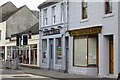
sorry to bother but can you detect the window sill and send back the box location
[80,18,89,23]
[102,13,114,18]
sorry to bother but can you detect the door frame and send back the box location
[49,38,54,69]
[109,35,114,74]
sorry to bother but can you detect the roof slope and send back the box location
[11,22,39,37]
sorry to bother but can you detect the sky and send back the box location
[0,0,46,10]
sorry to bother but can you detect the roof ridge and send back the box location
[1,1,17,8]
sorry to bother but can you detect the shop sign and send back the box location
[69,26,102,36]
[43,29,60,36]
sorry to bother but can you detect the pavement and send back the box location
[16,67,117,80]
[0,60,117,80]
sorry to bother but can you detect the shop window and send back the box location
[0,30,1,40]
[30,44,37,65]
[7,46,18,61]
[0,46,5,59]
[42,39,47,63]
[88,38,97,66]
[19,46,29,64]
[105,0,112,14]
[82,0,88,19]
[56,38,62,65]
[73,36,97,67]
[74,37,87,66]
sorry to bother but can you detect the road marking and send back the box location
[0,74,48,78]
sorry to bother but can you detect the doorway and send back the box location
[49,39,54,69]
[109,36,114,74]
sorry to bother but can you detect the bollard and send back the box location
[6,60,9,69]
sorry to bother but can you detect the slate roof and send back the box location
[38,0,61,9]
[2,6,23,22]
[0,2,39,22]
[11,22,39,37]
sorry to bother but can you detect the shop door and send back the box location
[49,39,54,69]
[109,36,114,74]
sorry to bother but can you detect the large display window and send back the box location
[42,39,47,63]
[30,44,37,65]
[7,44,38,65]
[73,35,98,67]
[0,46,5,59]
[56,38,62,65]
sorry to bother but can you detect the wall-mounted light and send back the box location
[44,29,48,31]
[39,29,43,32]
[51,28,55,30]
[57,26,63,29]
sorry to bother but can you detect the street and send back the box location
[0,69,57,80]
[0,60,57,80]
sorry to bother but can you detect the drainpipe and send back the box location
[39,9,43,68]
[62,0,68,73]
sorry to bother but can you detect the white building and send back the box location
[38,0,69,71]
[68,0,120,78]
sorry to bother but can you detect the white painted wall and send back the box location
[5,34,40,67]
[40,1,67,28]
[0,21,6,46]
[68,1,119,77]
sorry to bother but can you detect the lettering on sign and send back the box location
[43,29,60,36]
[69,26,102,36]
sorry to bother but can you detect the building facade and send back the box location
[68,0,120,78]
[38,0,69,71]
[0,2,40,67]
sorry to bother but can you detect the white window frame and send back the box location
[52,6,56,24]
[43,9,48,26]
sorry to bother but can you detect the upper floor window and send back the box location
[0,30,1,40]
[52,6,56,24]
[82,0,88,19]
[43,9,48,26]
[61,3,64,23]
[105,0,112,14]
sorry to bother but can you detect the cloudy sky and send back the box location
[0,0,46,10]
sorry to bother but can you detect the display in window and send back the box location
[56,38,62,65]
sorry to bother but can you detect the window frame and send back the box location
[0,30,1,40]
[52,6,56,24]
[43,9,48,26]
[82,0,88,19]
[73,35,98,67]
[61,3,64,23]
[105,0,112,14]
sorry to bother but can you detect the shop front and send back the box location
[0,46,5,60]
[6,44,38,66]
[68,26,102,76]
[41,28,69,71]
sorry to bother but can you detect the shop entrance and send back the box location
[109,36,114,74]
[49,39,54,69]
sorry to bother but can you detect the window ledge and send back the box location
[80,18,89,23]
[102,13,114,18]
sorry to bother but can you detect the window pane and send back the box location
[30,44,37,65]
[0,30,1,40]
[61,3,64,23]
[82,0,88,19]
[74,37,87,66]
[88,38,97,66]
[42,39,47,63]
[56,38,62,65]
